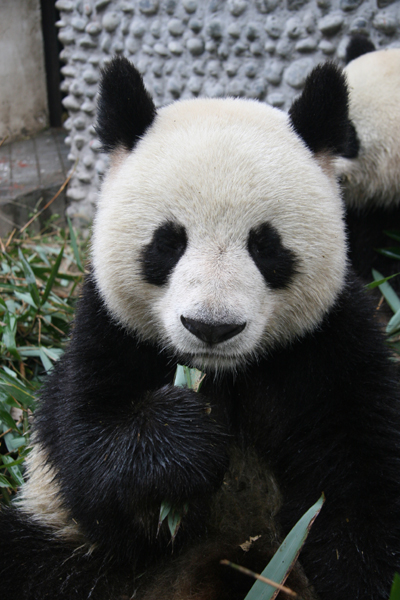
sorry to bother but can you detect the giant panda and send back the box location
[1,57,400,600]
[335,36,400,285]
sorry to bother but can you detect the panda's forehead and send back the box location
[106,97,335,245]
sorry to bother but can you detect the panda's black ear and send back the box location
[288,63,352,156]
[345,35,375,64]
[96,57,156,153]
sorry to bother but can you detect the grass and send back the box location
[0,219,86,504]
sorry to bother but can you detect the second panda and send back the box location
[336,36,400,285]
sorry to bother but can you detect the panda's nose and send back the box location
[181,316,246,345]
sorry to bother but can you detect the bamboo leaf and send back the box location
[2,312,17,353]
[244,494,325,600]
[365,273,400,290]
[174,364,205,392]
[2,454,24,486]
[14,291,38,308]
[7,437,26,450]
[376,248,400,261]
[39,347,54,373]
[372,270,400,314]
[387,308,400,336]
[0,375,37,408]
[67,216,84,272]
[168,509,183,541]
[158,501,172,536]
[384,231,400,243]
[174,364,188,388]
[389,573,400,600]
[18,249,41,307]
[0,474,12,488]
[159,501,172,523]
[42,245,64,304]
[0,456,26,468]
[0,407,19,431]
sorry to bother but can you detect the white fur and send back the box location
[335,48,400,209]
[17,441,84,540]
[92,98,347,371]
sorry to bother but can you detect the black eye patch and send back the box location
[141,221,188,286]
[247,222,298,289]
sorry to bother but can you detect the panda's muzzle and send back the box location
[180,316,246,345]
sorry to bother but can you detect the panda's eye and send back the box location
[155,227,187,254]
[247,222,298,290]
[141,221,188,286]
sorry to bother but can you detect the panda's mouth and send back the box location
[179,348,247,371]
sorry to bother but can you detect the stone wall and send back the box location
[0,0,48,142]
[55,0,400,225]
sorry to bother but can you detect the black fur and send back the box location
[247,222,298,289]
[141,221,188,286]
[95,57,156,153]
[2,272,400,599]
[345,206,400,289]
[345,35,376,64]
[340,121,360,159]
[289,63,353,155]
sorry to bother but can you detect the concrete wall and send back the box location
[55,0,400,225]
[0,0,48,142]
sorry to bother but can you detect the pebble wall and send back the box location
[55,0,400,224]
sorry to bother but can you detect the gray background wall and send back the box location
[55,0,400,225]
[0,0,48,142]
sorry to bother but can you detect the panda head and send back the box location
[92,58,350,371]
[335,46,400,209]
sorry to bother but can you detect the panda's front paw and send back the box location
[132,384,230,503]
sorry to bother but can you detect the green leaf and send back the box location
[365,273,400,290]
[384,231,400,243]
[7,436,26,450]
[0,375,37,408]
[2,367,17,378]
[0,474,12,488]
[158,501,187,541]
[0,407,18,431]
[168,509,183,540]
[158,501,172,536]
[67,216,84,272]
[174,364,205,392]
[174,364,188,388]
[42,245,64,304]
[2,454,24,486]
[2,311,17,352]
[39,347,53,373]
[0,456,26,468]
[14,290,39,308]
[389,573,400,600]
[159,501,172,523]
[18,249,41,307]
[376,248,400,261]
[372,270,400,314]
[387,308,400,336]
[41,346,63,362]
[244,494,325,600]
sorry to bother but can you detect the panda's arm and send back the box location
[33,275,230,565]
